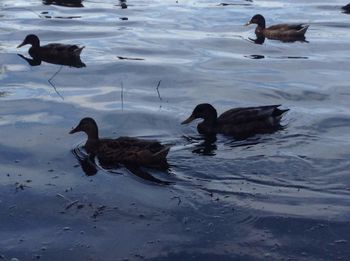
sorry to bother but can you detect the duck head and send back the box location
[182,103,218,124]
[69,117,99,139]
[245,14,266,28]
[17,34,40,48]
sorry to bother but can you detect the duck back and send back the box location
[265,24,309,38]
[217,105,288,136]
[96,137,169,169]
[30,44,84,58]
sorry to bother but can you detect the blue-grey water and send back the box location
[1,0,350,260]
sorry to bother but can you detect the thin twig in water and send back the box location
[57,193,80,210]
[156,80,162,101]
[48,66,64,100]
[117,56,144,61]
[121,81,124,111]
[65,200,79,210]
[56,193,71,202]
[171,196,182,205]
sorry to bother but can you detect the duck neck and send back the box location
[255,26,265,34]
[199,111,218,134]
[203,115,217,127]
[86,127,99,141]
[255,19,266,33]
[30,38,40,49]
[29,39,40,57]
[198,119,217,135]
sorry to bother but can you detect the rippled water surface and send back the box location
[1,0,350,260]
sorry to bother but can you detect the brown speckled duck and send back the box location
[182,104,289,138]
[245,14,309,40]
[18,34,84,60]
[69,118,170,170]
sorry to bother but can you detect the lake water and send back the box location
[1,0,350,260]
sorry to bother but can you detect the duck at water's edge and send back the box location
[182,103,289,138]
[69,118,170,170]
[245,14,309,41]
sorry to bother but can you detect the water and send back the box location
[1,0,350,260]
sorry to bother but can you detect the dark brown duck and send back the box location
[245,14,309,40]
[182,103,289,138]
[42,0,84,8]
[17,34,84,60]
[69,118,170,169]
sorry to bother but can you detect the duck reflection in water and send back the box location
[249,34,308,45]
[70,117,171,185]
[183,135,218,156]
[17,34,86,68]
[249,35,266,45]
[119,0,127,9]
[42,0,84,8]
[72,148,98,176]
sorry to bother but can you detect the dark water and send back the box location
[1,0,350,260]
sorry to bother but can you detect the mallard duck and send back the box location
[182,103,289,137]
[245,14,309,40]
[42,0,84,8]
[342,4,350,13]
[17,34,84,60]
[69,117,170,170]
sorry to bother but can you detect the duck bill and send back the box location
[244,21,251,26]
[69,126,80,134]
[181,114,196,125]
[17,41,26,48]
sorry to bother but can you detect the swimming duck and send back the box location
[182,103,289,137]
[342,4,350,13]
[42,0,84,7]
[17,34,84,60]
[69,117,170,170]
[245,14,309,40]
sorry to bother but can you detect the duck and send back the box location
[245,14,309,40]
[17,34,84,60]
[42,0,84,8]
[69,117,170,170]
[182,103,289,138]
[342,3,350,13]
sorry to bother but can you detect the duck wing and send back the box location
[218,105,285,124]
[217,105,289,136]
[97,137,170,169]
[266,24,309,37]
[40,43,85,57]
[268,24,305,31]
[28,43,85,67]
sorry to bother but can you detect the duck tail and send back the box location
[271,107,289,125]
[275,108,289,116]
[153,146,171,160]
[74,46,85,56]
[299,25,309,35]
